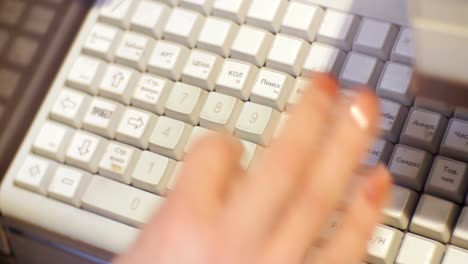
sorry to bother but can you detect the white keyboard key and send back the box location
[182,49,223,91]
[414,97,455,117]
[316,9,360,51]
[115,32,154,71]
[200,92,243,133]
[215,59,258,100]
[383,185,419,230]
[280,2,324,42]
[132,151,176,195]
[65,131,107,173]
[377,62,414,106]
[230,25,273,67]
[443,246,468,264]
[15,155,55,195]
[165,82,208,125]
[149,116,193,161]
[400,108,448,154]
[246,0,287,33]
[396,233,444,264]
[266,34,309,76]
[353,18,398,60]
[82,97,124,139]
[250,68,294,111]
[302,43,346,77]
[99,0,138,29]
[364,138,393,167]
[48,166,90,207]
[367,225,403,264]
[410,194,459,243]
[235,102,280,146]
[83,23,122,61]
[391,27,414,65]
[99,64,139,105]
[32,122,72,162]
[50,88,90,128]
[148,40,189,81]
[184,126,216,154]
[440,119,468,163]
[388,144,432,191]
[197,16,238,57]
[130,0,169,38]
[240,139,263,170]
[99,142,140,184]
[287,77,311,109]
[131,74,173,115]
[379,99,408,143]
[180,0,214,15]
[452,207,468,249]
[82,175,164,228]
[455,107,468,121]
[339,52,383,88]
[425,156,468,204]
[66,56,105,95]
[115,107,158,149]
[212,0,250,24]
[163,7,204,48]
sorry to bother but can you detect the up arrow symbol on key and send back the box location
[112,72,125,88]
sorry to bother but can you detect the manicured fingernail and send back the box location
[349,90,379,131]
[312,73,339,98]
[365,165,392,208]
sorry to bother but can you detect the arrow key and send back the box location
[116,107,158,149]
[50,88,90,128]
[15,155,56,195]
[99,64,139,105]
[65,130,108,173]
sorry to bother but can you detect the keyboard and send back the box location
[1,0,468,263]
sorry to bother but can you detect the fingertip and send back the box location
[312,73,339,98]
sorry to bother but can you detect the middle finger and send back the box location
[262,90,380,263]
[223,75,338,246]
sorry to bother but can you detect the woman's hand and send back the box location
[115,75,391,264]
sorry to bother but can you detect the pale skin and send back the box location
[115,75,392,264]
